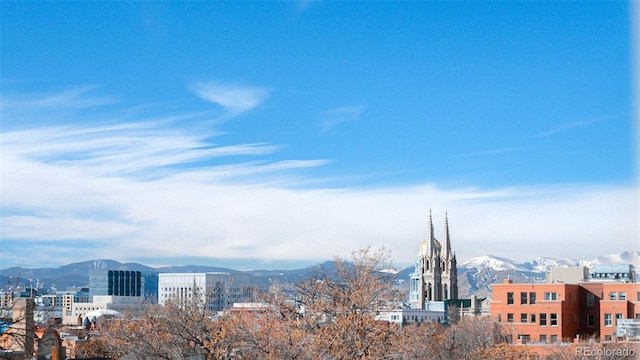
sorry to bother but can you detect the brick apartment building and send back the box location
[490,279,640,343]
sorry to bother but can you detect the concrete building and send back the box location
[409,211,458,309]
[546,266,589,284]
[377,304,446,326]
[448,296,489,317]
[158,272,268,312]
[69,295,145,324]
[56,270,153,325]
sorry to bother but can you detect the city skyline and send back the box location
[1,2,638,269]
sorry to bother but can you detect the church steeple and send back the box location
[426,209,436,257]
[442,211,452,260]
[411,210,459,308]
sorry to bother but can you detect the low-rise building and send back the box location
[158,272,268,312]
[580,282,640,341]
[491,279,582,343]
[546,266,589,284]
[490,278,640,343]
[377,305,445,326]
[590,264,636,282]
[67,295,145,325]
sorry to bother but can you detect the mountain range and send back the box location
[1,251,637,299]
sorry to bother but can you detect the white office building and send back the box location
[158,272,268,312]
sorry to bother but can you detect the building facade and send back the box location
[158,272,268,312]
[377,303,446,326]
[590,264,636,282]
[409,211,458,309]
[89,270,142,298]
[580,282,640,341]
[491,279,640,343]
[89,269,159,303]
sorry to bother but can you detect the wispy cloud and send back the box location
[533,114,622,138]
[319,105,364,133]
[452,146,528,158]
[1,88,637,270]
[293,0,322,13]
[190,81,270,116]
[0,85,115,110]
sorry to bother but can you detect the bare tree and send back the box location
[90,247,533,360]
[420,316,507,360]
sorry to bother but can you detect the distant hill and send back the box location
[1,251,637,298]
[0,259,336,291]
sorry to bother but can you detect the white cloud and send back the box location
[190,81,270,115]
[1,88,638,270]
[320,105,364,132]
[0,85,115,111]
[3,129,638,269]
[533,113,622,138]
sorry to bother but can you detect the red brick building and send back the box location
[490,279,640,343]
[580,282,640,341]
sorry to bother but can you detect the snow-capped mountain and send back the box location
[582,251,640,269]
[461,255,528,272]
[457,251,639,298]
[521,257,581,273]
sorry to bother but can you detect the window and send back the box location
[540,313,547,326]
[587,293,595,307]
[529,292,536,305]
[507,292,514,305]
[518,334,530,341]
[539,334,547,343]
[615,313,623,325]
[507,313,514,323]
[550,335,558,343]
[609,292,617,300]
[544,292,557,301]
[530,314,536,323]
[619,292,626,301]
[604,313,612,327]
[521,292,528,305]
[587,314,595,327]
[521,313,528,323]
[550,313,558,326]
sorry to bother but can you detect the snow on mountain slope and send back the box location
[582,251,640,268]
[457,251,639,298]
[521,257,581,273]
[460,251,639,273]
[460,255,528,272]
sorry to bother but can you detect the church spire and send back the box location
[442,211,452,260]
[427,209,436,256]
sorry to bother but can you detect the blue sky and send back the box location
[1,1,638,270]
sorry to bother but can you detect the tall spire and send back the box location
[442,211,451,259]
[427,209,436,256]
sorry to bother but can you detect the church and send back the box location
[409,211,458,309]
